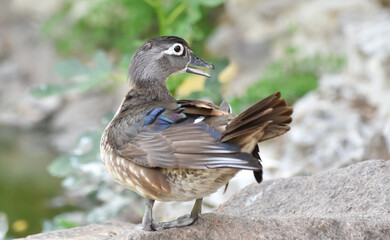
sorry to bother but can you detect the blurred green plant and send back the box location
[31,51,114,98]
[229,46,345,113]
[44,123,143,231]
[37,0,226,99]
[187,59,228,104]
[43,0,225,55]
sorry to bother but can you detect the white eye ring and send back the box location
[163,43,184,56]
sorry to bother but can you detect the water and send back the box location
[0,126,66,238]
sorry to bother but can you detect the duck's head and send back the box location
[129,36,214,87]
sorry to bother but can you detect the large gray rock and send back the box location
[217,160,390,220]
[264,10,390,179]
[22,221,136,240]
[21,160,390,239]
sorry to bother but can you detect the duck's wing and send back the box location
[176,99,229,116]
[112,106,261,170]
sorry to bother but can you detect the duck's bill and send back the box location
[186,51,215,78]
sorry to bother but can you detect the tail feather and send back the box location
[220,92,293,184]
[252,145,263,183]
[221,120,271,143]
[221,92,293,152]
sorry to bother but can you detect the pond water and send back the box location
[0,126,67,238]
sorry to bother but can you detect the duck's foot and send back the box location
[141,198,203,231]
[152,198,203,230]
[142,198,155,231]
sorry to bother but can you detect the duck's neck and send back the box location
[121,79,175,110]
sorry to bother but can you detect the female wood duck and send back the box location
[100,36,293,231]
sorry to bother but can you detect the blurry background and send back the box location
[0,0,389,238]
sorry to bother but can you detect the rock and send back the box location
[0,0,62,128]
[217,160,390,220]
[343,11,390,146]
[267,11,390,178]
[20,214,390,240]
[21,160,390,239]
[267,75,383,177]
[21,221,136,240]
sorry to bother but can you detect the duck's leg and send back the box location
[152,198,203,231]
[142,198,155,231]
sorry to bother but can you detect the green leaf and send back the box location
[92,51,112,73]
[229,51,345,113]
[54,216,79,229]
[31,83,78,98]
[47,156,73,178]
[187,59,228,104]
[198,0,227,7]
[31,51,112,98]
[54,59,86,80]
[187,3,202,23]
[183,0,227,7]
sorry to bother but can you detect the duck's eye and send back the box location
[174,45,181,53]
[163,43,184,56]
[171,43,184,55]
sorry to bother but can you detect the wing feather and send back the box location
[114,108,261,170]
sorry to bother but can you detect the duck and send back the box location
[100,36,293,231]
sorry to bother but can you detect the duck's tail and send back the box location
[221,92,293,149]
[221,92,293,182]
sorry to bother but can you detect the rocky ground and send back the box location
[20,160,390,240]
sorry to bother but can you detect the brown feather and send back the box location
[178,99,229,116]
[182,107,228,116]
[221,92,293,153]
[177,99,218,109]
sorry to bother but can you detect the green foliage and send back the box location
[229,46,345,113]
[31,51,113,98]
[48,130,103,179]
[36,0,226,98]
[43,0,226,55]
[45,122,143,229]
[43,1,153,55]
[50,216,78,230]
[187,59,229,104]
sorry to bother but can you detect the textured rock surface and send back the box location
[217,160,390,220]
[0,0,61,128]
[22,221,137,240]
[21,160,390,239]
[270,11,390,178]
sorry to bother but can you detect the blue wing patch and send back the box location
[144,107,187,131]
[144,108,165,125]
